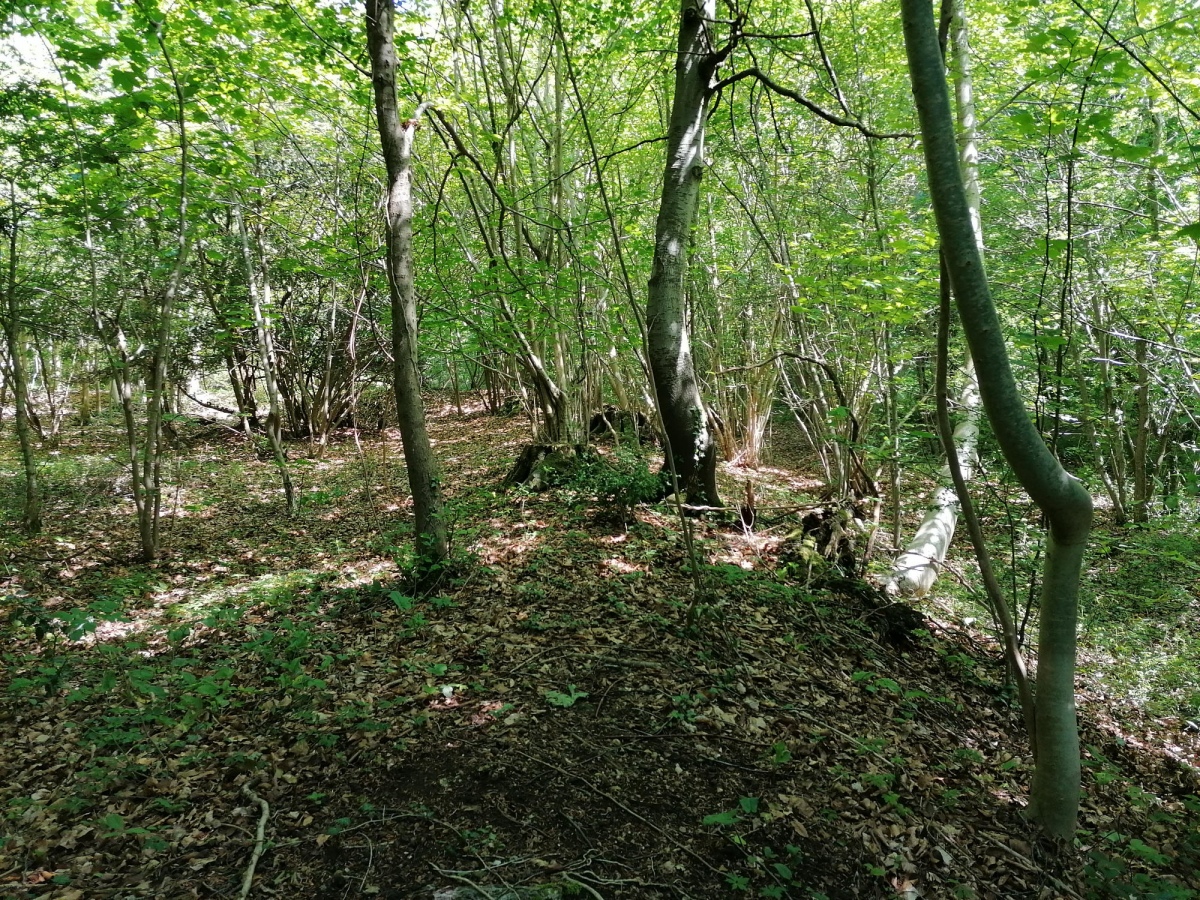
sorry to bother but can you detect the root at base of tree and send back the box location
[503,443,592,491]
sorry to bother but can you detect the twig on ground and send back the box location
[414,817,518,894]
[346,834,374,900]
[560,874,605,899]
[593,670,631,719]
[237,782,271,900]
[509,748,722,876]
[977,832,1085,900]
[429,866,494,898]
[785,705,895,767]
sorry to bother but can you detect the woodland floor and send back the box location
[1,400,1199,900]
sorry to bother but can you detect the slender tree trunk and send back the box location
[889,0,982,595]
[1,196,41,532]
[1131,336,1151,523]
[139,243,189,561]
[235,200,296,514]
[135,15,191,563]
[647,0,725,507]
[0,347,8,426]
[902,0,1093,838]
[1131,103,1162,524]
[1073,339,1126,520]
[366,0,449,568]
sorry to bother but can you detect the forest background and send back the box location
[2,0,1200,897]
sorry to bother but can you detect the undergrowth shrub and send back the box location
[561,447,663,521]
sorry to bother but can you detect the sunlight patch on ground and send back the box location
[85,617,148,645]
[604,557,646,575]
[338,558,398,584]
[721,462,824,495]
[477,517,543,564]
[167,569,321,620]
[711,530,777,570]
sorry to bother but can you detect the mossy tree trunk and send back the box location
[901,0,1093,838]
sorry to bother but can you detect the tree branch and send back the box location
[1068,0,1200,124]
[237,783,270,900]
[709,68,914,138]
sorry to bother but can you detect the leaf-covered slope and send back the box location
[1,406,1198,899]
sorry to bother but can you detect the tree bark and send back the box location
[889,0,982,596]
[235,199,296,514]
[366,0,449,568]
[1,194,41,533]
[646,0,723,507]
[135,21,190,563]
[902,0,1093,838]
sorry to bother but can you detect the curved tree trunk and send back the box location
[902,0,1093,838]
[889,0,982,595]
[366,0,449,569]
[646,0,723,507]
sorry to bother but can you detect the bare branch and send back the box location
[710,68,914,139]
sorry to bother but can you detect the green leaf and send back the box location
[1009,109,1039,135]
[1094,130,1154,162]
[702,809,739,826]
[544,685,588,707]
[111,69,138,93]
[738,796,759,814]
[1127,838,1169,865]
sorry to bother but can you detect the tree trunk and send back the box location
[1131,103,1161,524]
[135,18,191,563]
[139,241,189,562]
[1131,335,1151,523]
[646,0,723,507]
[889,0,982,595]
[235,199,296,514]
[1,196,41,532]
[902,0,1093,838]
[366,0,449,568]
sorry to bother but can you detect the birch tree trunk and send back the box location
[889,0,982,595]
[647,0,723,507]
[902,0,1093,838]
[366,0,449,568]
